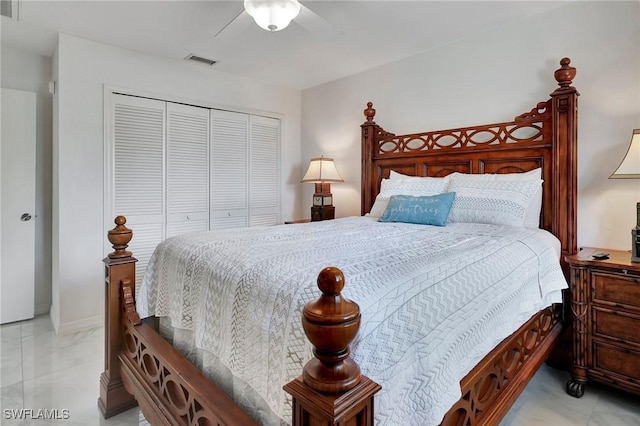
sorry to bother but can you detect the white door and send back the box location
[1,88,36,324]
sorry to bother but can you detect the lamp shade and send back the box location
[610,129,640,179]
[301,157,344,183]
[244,0,301,32]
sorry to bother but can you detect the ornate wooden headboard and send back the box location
[360,58,579,263]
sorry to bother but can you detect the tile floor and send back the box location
[1,315,639,425]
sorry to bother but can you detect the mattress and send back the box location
[138,216,567,426]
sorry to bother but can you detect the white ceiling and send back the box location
[1,1,571,89]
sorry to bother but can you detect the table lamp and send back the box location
[609,129,640,262]
[302,156,344,221]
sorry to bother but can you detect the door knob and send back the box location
[20,213,32,221]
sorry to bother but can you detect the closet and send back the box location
[107,93,280,286]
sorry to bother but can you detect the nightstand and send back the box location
[565,247,640,399]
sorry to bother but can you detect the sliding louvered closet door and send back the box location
[249,115,280,226]
[109,93,281,286]
[111,95,166,288]
[209,112,281,228]
[210,110,249,229]
[166,103,210,237]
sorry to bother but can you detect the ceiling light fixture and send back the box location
[244,0,301,32]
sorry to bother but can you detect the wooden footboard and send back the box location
[99,216,380,426]
[99,216,563,426]
[99,217,260,424]
[118,313,260,425]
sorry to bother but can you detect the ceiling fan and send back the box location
[215,0,340,41]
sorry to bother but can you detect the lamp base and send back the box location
[311,206,334,222]
[314,182,331,195]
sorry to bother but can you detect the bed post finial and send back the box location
[364,101,376,123]
[108,216,132,258]
[549,57,578,267]
[286,268,380,425]
[100,216,138,418]
[302,267,362,393]
[553,57,576,92]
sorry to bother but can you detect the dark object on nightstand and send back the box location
[564,247,640,399]
[592,252,609,260]
[633,226,640,262]
[633,202,640,262]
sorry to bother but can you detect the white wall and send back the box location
[1,46,53,316]
[302,1,640,251]
[53,34,302,333]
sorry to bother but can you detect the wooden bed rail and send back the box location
[99,216,380,425]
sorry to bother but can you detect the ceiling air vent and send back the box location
[184,54,218,67]
[1,0,19,20]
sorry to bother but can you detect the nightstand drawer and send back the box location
[593,307,640,346]
[592,271,640,310]
[593,341,640,381]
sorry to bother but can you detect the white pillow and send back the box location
[389,170,413,180]
[389,170,450,182]
[448,168,542,228]
[369,177,449,218]
[447,178,542,227]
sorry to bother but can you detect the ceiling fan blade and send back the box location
[214,9,253,39]
[295,4,341,41]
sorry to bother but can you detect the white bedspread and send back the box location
[138,216,567,426]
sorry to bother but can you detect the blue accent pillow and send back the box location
[378,193,456,226]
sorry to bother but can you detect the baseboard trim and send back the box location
[50,304,102,335]
[56,314,102,335]
[49,304,60,334]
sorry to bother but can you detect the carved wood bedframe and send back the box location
[99,57,578,426]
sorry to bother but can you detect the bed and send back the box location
[99,57,579,426]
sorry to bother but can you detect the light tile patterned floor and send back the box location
[1,315,639,425]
